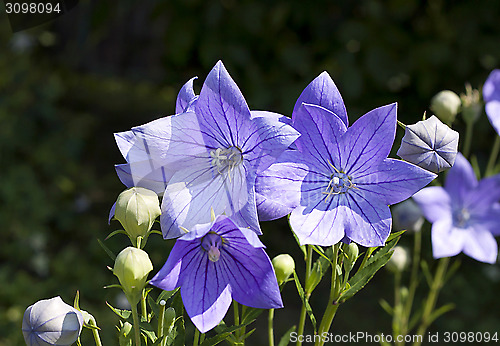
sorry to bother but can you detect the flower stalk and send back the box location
[486,136,500,176]
[296,245,313,346]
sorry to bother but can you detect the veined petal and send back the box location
[149,240,200,291]
[463,227,498,263]
[181,252,232,333]
[217,225,282,308]
[292,71,348,126]
[176,77,198,114]
[412,186,452,223]
[289,198,346,246]
[254,150,311,221]
[161,163,259,238]
[340,103,397,175]
[444,153,477,205]
[292,103,347,172]
[244,111,300,175]
[355,158,436,205]
[343,189,392,247]
[486,101,500,135]
[196,61,252,148]
[431,218,465,258]
[115,131,140,160]
[115,162,170,195]
[465,174,500,213]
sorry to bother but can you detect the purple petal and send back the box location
[483,69,500,103]
[343,189,392,247]
[108,202,116,224]
[176,77,198,114]
[486,101,500,135]
[431,218,465,258]
[115,131,139,160]
[340,103,397,175]
[292,103,347,172]
[292,71,348,126]
[160,164,260,238]
[115,162,170,194]
[289,202,346,246]
[254,150,310,221]
[463,227,498,263]
[412,186,452,223]
[464,174,500,214]
[182,253,232,333]
[444,153,477,205]
[196,61,252,149]
[355,158,436,205]
[217,224,282,308]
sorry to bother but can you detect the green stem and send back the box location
[392,270,402,343]
[233,300,240,340]
[486,136,500,176]
[268,309,275,346]
[296,245,313,346]
[141,291,148,321]
[158,300,166,339]
[193,328,200,346]
[414,257,450,346]
[462,120,474,158]
[88,319,103,346]
[315,244,341,346]
[131,302,142,346]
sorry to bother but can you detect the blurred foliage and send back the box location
[1,0,500,344]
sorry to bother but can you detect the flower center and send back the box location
[454,208,471,228]
[323,171,354,200]
[201,232,223,262]
[210,147,243,175]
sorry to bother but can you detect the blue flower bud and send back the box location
[397,115,459,173]
[430,90,461,124]
[22,296,83,346]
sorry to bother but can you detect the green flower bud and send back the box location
[387,246,409,273]
[305,261,323,293]
[113,247,153,303]
[163,307,176,332]
[115,187,161,241]
[460,83,482,124]
[343,243,359,273]
[430,90,461,124]
[271,254,295,285]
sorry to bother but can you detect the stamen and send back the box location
[201,232,223,263]
[210,146,243,178]
[322,161,356,201]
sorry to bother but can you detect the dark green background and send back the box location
[1,0,500,344]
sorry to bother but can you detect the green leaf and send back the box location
[339,236,401,303]
[241,306,264,325]
[157,288,179,304]
[278,325,296,346]
[292,270,316,331]
[387,230,406,242]
[105,229,128,241]
[106,302,132,319]
[379,299,393,316]
[98,238,116,261]
[200,323,250,346]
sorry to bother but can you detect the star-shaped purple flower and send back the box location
[484,69,500,135]
[413,153,500,263]
[113,61,299,237]
[257,72,436,246]
[149,215,283,333]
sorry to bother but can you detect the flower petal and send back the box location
[462,227,498,263]
[343,189,392,247]
[431,218,465,258]
[196,61,252,149]
[292,103,347,172]
[292,71,348,126]
[483,69,500,103]
[115,162,170,194]
[444,153,477,205]
[161,163,259,238]
[176,77,198,114]
[465,174,500,214]
[486,101,500,135]
[340,103,397,175]
[412,186,452,223]
[254,150,311,221]
[355,158,436,205]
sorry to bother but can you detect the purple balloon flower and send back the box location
[484,69,500,135]
[150,215,283,333]
[257,72,436,246]
[113,61,299,237]
[413,153,500,263]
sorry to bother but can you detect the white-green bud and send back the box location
[430,90,461,124]
[460,83,482,124]
[22,296,83,346]
[387,246,409,272]
[271,254,295,285]
[343,243,359,273]
[113,247,153,303]
[115,187,161,241]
